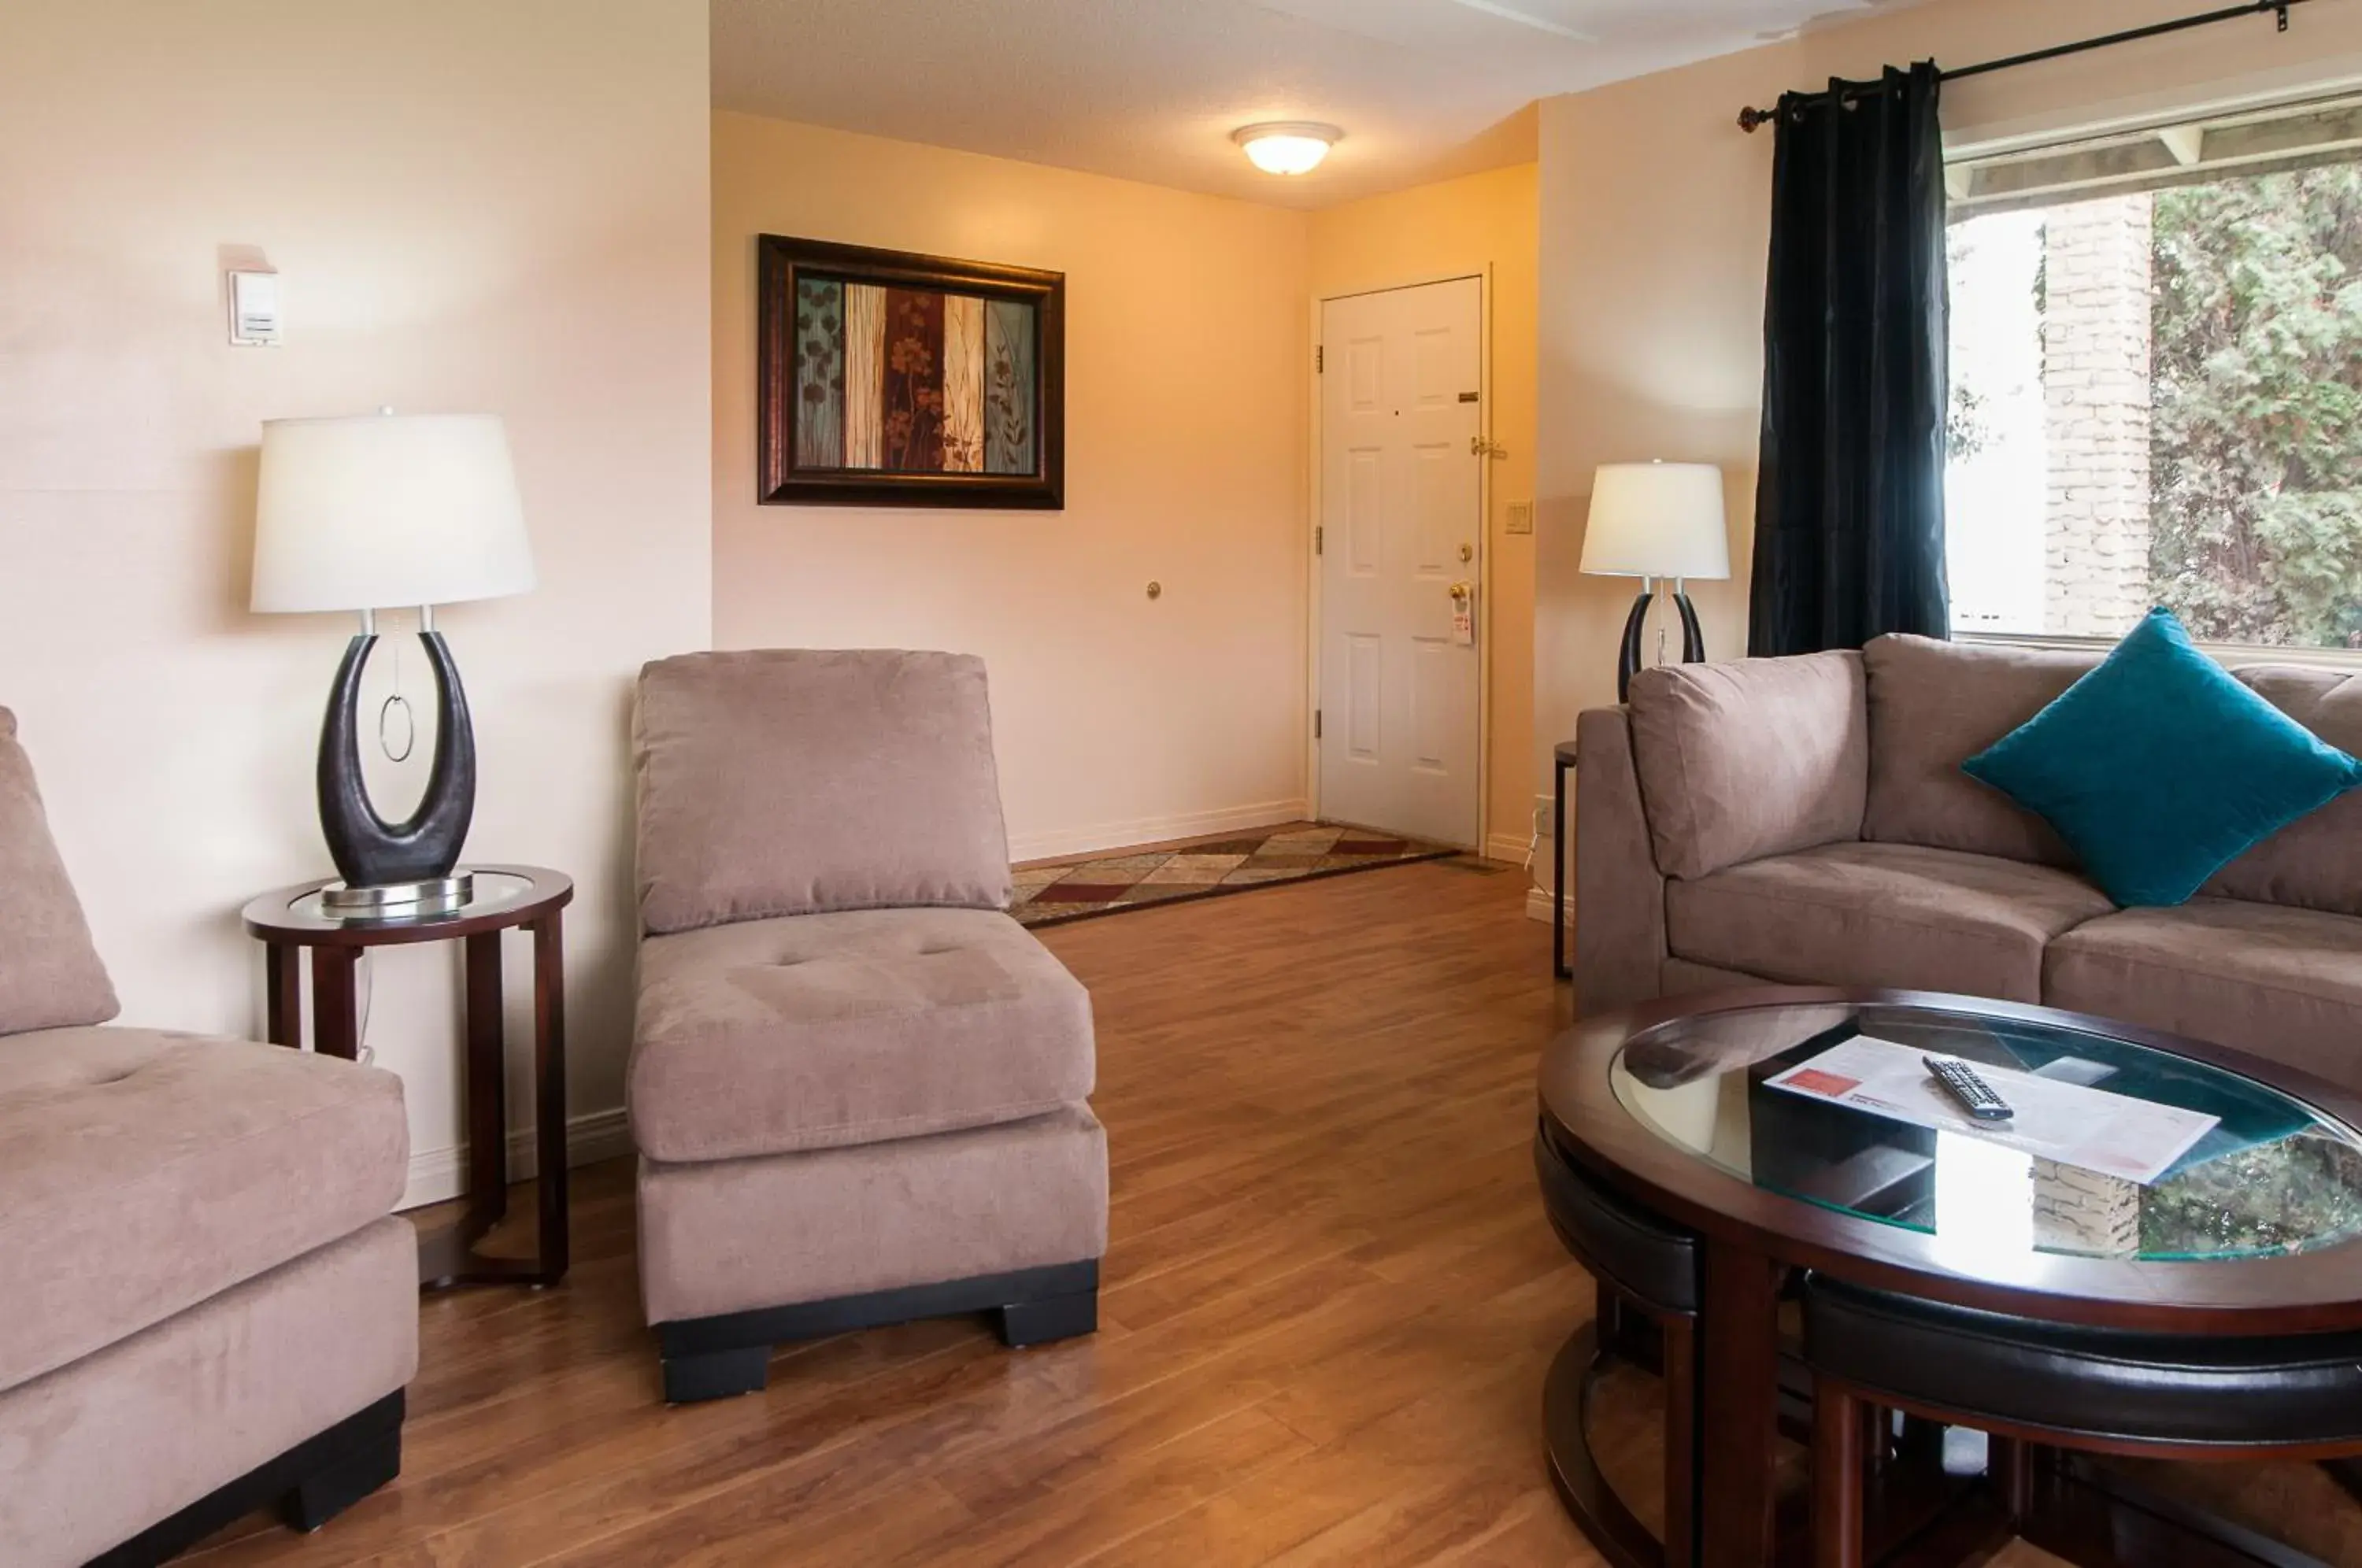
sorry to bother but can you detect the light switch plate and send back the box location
[1505,500,1534,535]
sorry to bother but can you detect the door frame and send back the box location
[1305,267,1495,851]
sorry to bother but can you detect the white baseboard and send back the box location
[1008,799,1309,862]
[400,1106,633,1211]
[1525,887,1571,927]
[1484,832,1532,865]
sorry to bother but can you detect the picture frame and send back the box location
[757,234,1066,508]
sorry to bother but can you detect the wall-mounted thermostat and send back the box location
[228,268,281,346]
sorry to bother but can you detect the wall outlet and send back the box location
[1505,500,1534,535]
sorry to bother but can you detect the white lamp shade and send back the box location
[1579,462,1731,580]
[251,412,535,613]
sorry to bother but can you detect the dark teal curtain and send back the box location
[1749,62,1951,656]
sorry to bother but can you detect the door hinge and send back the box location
[1315,525,1324,555]
[1316,345,1324,373]
[1314,709,1323,740]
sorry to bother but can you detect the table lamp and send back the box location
[1579,462,1730,701]
[252,410,535,915]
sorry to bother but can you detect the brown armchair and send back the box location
[628,649,1108,1403]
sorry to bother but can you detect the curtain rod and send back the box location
[1737,0,2315,131]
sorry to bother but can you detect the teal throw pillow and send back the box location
[1961,608,2362,907]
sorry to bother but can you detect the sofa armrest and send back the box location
[1626,651,1869,881]
[1574,706,1668,1017]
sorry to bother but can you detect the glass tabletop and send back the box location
[278,870,546,930]
[1609,1000,2362,1264]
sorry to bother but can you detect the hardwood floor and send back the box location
[187,856,1613,1566]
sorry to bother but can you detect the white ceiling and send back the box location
[712,0,1914,208]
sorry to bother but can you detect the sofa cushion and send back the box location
[1861,635,2095,867]
[1963,611,2362,908]
[630,907,1094,1164]
[2206,666,2362,919]
[2045,899,2362,1093]
[0,1027,408,1396]
[0,1217,417,1568]
[635,649,1016,936]
[1664,841,2116,1004]
[0,708,117,1036]
[1625,650,1868,882]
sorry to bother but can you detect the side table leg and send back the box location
[463,932,509,1240]
[1553,754,1572,981]
[310,949,361,1060]
[265,942,303,1047]
[532,910,570,1285]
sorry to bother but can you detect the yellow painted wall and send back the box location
[713,113,1314,858]
[1310,164,1540,864]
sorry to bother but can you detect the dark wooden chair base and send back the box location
[86,1389,404,1567]
[656,1259,1100,1404]
[1543,1292,1697,1568]
[1815,1378,2362,1568]
[1545,1322,1673,1568]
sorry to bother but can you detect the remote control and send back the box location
[1923,1056,2013,1122]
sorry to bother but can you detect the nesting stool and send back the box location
[1803,1271,2362,1568]
[1535,1124,1703,1568]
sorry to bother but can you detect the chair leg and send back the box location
[1989,1435,2035,1525]
[1813,1378,1865,1568]
[996,1286,1098,1348]
[281,1419,402,1533]
[1662,1314,1699,1568]
[1864,1403,1892,1474]
[661,1344,771,1403]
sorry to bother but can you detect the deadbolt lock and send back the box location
[1458,543,1473,563]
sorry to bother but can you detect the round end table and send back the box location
[243,865,575,1290]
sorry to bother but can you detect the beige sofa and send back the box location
[628,649,1108,1403]
[0,710,416,1566]
[1575,636,2362,1092]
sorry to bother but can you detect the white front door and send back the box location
[1317,276,1483,849]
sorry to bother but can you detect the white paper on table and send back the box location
[1764,1035,2220,1186]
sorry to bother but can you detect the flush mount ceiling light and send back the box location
[1233,122,1342,176]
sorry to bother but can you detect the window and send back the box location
[1944,95,2362,651]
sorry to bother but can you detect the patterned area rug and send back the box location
[1010,821,1461,927]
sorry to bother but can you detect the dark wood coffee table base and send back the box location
[1538,986,2362,1568]
[1544,1314,2354,1568]
[1542,1326,1666,1568]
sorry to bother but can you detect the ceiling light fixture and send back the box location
[1233,122,1342,176]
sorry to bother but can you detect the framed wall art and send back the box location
[757,235,1065,508]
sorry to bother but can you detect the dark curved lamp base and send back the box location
[1614,588,1709,703]
[317,631,476,889]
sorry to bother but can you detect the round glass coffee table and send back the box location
[1538,986,2362,1568]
